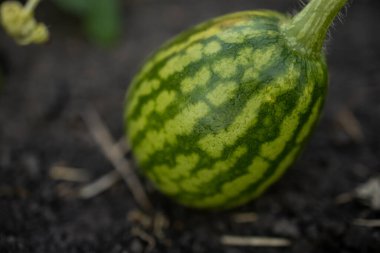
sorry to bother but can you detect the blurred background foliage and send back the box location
[52,0,122,47]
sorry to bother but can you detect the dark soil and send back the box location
[0,0,379,252]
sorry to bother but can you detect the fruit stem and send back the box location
[282,0,347,57]
[24,0,41,14]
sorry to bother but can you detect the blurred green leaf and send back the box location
[84,0,121,47]
[53,0,89,15]
[53,0,122,47]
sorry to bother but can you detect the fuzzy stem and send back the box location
[24,0,41,13]
[282,0,347,57]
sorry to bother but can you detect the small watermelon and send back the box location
[124,0,348,209]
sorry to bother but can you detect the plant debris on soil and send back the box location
[0,0,379,252]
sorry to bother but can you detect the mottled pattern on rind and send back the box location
[124,11,328,209]
[126,11,286,120]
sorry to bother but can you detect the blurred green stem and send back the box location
[24,0,40,13]
[282,0,347,57]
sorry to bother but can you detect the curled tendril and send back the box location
[0,0,49,45]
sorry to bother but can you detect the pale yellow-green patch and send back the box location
[241,67,259,83]
[186,147,262,207]
[186,43,203,57]
[134,130,165,163]
[174,153,200,177]
[180,175,205,193]
[181,66,211,94]
[127,79,160,117]
[138,99,155,119]
[152,26,222,70]
[212,57,237,79]
[247,156,270,182]
[260,111,299,159]
[151,153,199,183]
[197,96,261,158]
[221,146,301,208]
[222,173,254,198]
[296,97,322,144]
[204,41,222,55]
[219,28,277,44]
[152,165,170,179]
[252,44,279,70]
[217,26,251,44]
[156,90,176,113]
[191,194,226,209]
[128,100,155,139]
[145,169,157,183]
[240,45,279,83]
[236,47,254,66]
[206,81,237,106]
[168,104,209,141]
[180,146,247,193]
[128,90,176,140]
[158,55,181,79]
[134,102,210,163]
[260,113,298,160]
[154,171,180,195]
[252,146,300,199]
[210,10,283,26]
[134,60,155,84]
[194,155,269,207]
[159,43,203,79]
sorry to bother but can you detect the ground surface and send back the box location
[0,0,379,252]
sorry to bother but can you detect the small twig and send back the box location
[355,176,380,210]
[231,212,258,223]
[221,235,291,247]
[153,212,170,239]
[114,136,130,155]
[82,108,153,212]
[79,170,120,199]
[77,136,129,198]
[128,209,153,229]
[128,209,170,247]
[335,176,380,210]
[353,219,380,228]
[0,185,29,198]
[131,227,156,253]
[128,210,170,238]
[336,107,364,143]
[56,183,78,198]
[49,165,91,182]
[335,192,355,204]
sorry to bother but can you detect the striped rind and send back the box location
[125,11,328,209]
